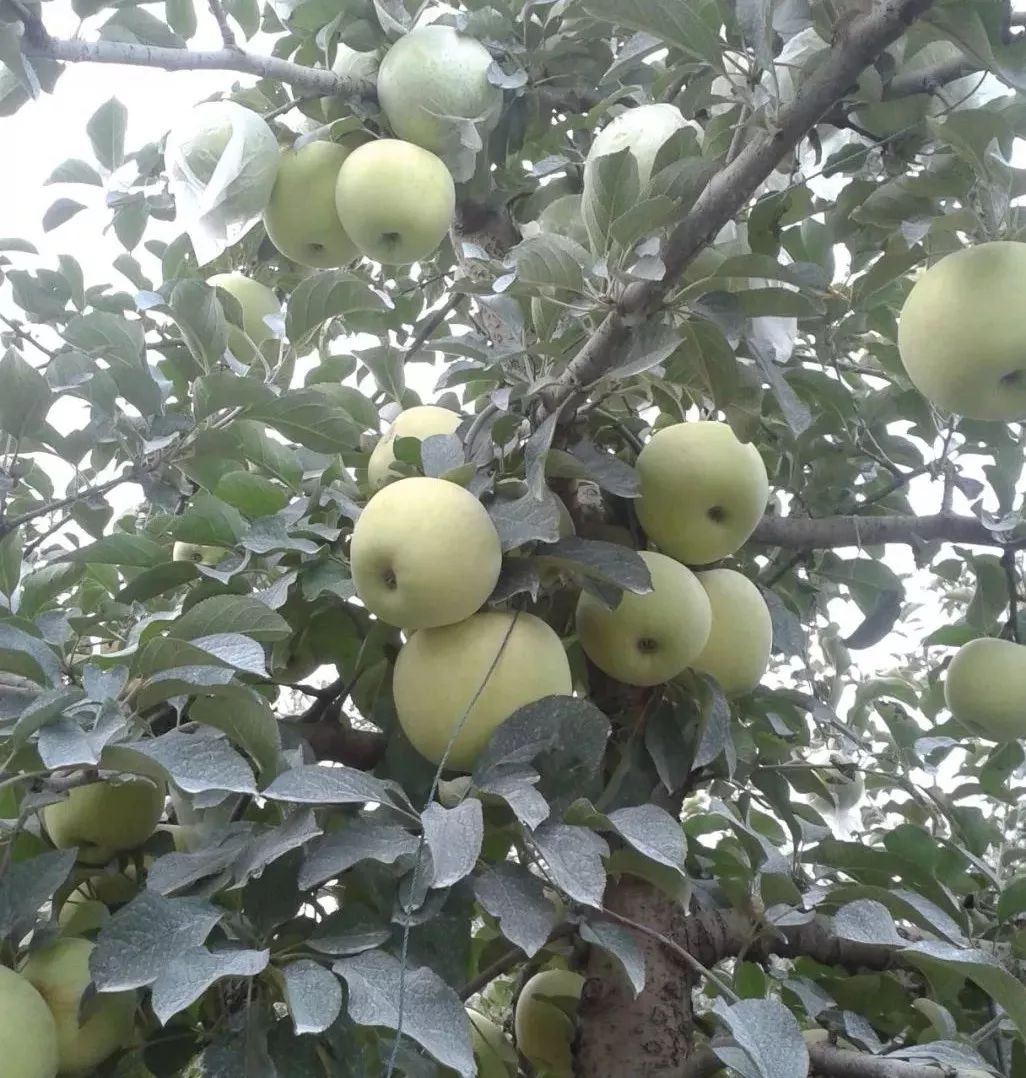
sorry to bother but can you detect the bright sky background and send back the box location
[2,1,1024,733]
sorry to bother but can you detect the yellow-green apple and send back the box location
[172,542,224,566]
[334,139,455,264]
[207,272,281,363]
[898,242,1026,421]
[367,405,461,490]
[635,421,769,565]
[0,964,59,1078]
[583,103,692,249]
[350,476,501,629]
[514,969,583,1078]
[57,896,109,938]
[468,1010,516,1077]
[321,44,380,121]
[393,610,571,769]
[575,551,711,686]
[690,569,772,696]
[263,141,360,268]
[42,776,166,865]
[945,637,1026,741]
[376,25,502,156]
[21,938,136,1075]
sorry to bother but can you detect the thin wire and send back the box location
[384,611,522,1076]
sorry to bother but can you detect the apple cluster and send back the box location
[351,404,776,774]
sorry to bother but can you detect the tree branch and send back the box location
[886,56,978,98]
[750,511,1020,551]
[206,0,237,48]
[542,0,938,413]
[22,37,356,98]
[684,1043,958,1078]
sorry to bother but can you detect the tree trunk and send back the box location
[575,876,693,1077]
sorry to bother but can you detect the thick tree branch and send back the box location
[22,37,354,98]
[543,0,938,413]
[886,56,978,98]
[684,1043,955,1078]
[751,511,1020,551]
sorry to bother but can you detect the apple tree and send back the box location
[1,0,1026,1075]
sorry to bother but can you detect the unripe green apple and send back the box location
[575,551,711,687]
[635,421,769,565]
[367,405,461,491]
[0,964,59,1078]
[514,969,584,1078]
[263,141,361,268]
[351,476,501,629]
[583,103,692,250]
[468,1010,516,1077]
[21,938,136,1075]
[43,777,166,865]
[207,272,281,363]
[57,897,109,938]
[690,569,772,697]
[377,25,502,158]
[898,241,1026,421]
[335,139,456,265]
[172,541,224,566]
[945,637,1026,741]
[393,610,572,769]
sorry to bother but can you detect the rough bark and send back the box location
[576,877,693,1078]
[683,1043,953,1078]
[751,511,1021,550]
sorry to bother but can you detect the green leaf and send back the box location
[248,387,363,453]
[0,350,52,440]
[102,6,187,47]
[165,0,198,36]
[45,159,104,186]
[233,419,304,490]
[171,492,247,547]
[903,941,1026,1044]
[169,279,229,371]
[42,199,86,233]
[63,311,143,366]
[191,690,283,777]
[193,372,275,419]
[168,595,292,643]
[508,235,588,294]
[66,533,167,568]
[285,271,390,349]
[0,22,39,98]
[214,471,289,517]
[86,97,127,172]
[581,0,723,69]
[582,147,640,255]
[223,0,259,37]
[0,528,22,599]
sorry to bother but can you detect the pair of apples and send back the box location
[351,407,773,771]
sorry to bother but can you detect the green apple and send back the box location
[514,969,584,1078]
[58,868,138,936]
[583,103,692,250]
[43,776,166,865]
[207,272,281,363]
[945,637,1026,741]
[21,938,136,1075]
[172,541,224,566]
[350,476,502,629]
[898,241,1026,421]
[691,569,772,697]
[635,421,769,565]
[57,897,109,938]
[468,1010,516,1077]
[335,139,456,265]
[263,141,360,268]
[377,25,502,157]
[367,404,461,490]
[321,44,380,121]
[0,964,59,1078]
[393,610,572,769]
[575,550,712,687]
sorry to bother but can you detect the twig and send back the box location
[206,0,236,48]
[1002,549,1021,644]
[458,923,575,1001]
[0,315,57,361]
[22,38,358,98]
